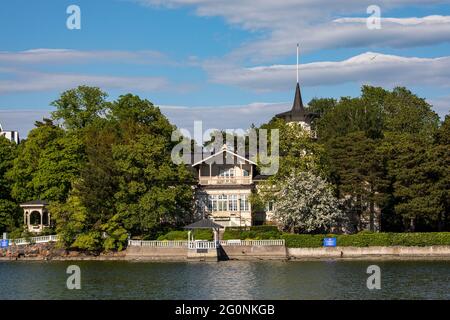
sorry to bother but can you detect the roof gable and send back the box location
[192,144,257,167]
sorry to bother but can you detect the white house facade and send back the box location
[192,80,316,227]
[0,123,20,144]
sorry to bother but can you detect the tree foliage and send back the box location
[273,171,345,233]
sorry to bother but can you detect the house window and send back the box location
[242,169,249,176]
[219,168,235,178]
[218,194,228,211]
[240,195,249,211]
[267,201,274,212]
[229,195,238,211]
[208,195,217,212]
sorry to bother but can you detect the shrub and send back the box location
[282,232,450,248]
[157,229,213,241]
[71,231,102,251]
[157,230,188,240]
[282,234,324,248]
[223,225,282,240]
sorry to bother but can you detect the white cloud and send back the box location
[136,1,450,62]
[207,52,450,91]
[137,0,450,29]
[0,48,170,65]
[334,15,450,25]
[0,69,169,94]
[233,15,450,62]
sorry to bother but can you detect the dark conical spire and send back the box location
[292,82,304,112]
[274,44,318,125]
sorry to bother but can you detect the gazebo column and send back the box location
[40,209,43,231]
[188,230,192,248]
[26,211,30,231]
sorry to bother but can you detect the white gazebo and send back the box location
[20,200,50,233]
[184,218,224,249]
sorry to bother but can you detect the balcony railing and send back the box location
[199,176,252,185]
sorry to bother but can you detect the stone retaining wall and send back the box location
[288,246,450,259]
[125,246,187,261]
[220,245,288,260]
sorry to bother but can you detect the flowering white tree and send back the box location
[273,171,344,233]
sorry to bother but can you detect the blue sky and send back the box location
[1,0,450,136]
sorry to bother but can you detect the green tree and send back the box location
[51,86,108,130]
[383,87,440,136]
[260,118,327,179]
[326,132,390,232]
[385,130,449,231]
[7,120,84,203]
[273,171,345,233]
[7,119,64,202]
[0,136,19,233]
[49,194,88,248]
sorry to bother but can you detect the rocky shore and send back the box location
[0,243,126,261]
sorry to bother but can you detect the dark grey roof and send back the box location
[275,83,318,124]
[184,218,224,229]
[20,200,49,206]
[253,175,271,181]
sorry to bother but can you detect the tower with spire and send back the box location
[275,44,317,130]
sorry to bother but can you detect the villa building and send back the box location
[192,81,315,227]
[0,123,20,144]
[193,144,257,227]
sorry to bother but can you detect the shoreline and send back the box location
[2,256,450,262]
[2,245,450,262]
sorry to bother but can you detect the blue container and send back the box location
[323,237,336,247]
[0,239,9,248]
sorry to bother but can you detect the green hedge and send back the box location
[223,225,282,240]
[282,232,450,248]
[157,229,213,241]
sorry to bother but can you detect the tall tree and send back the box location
[326,132,389,231]
[0,136,19,233]
[385,129,449,231]
[7,119,64,202]
[51,86,108,130]
[109,95,195,235]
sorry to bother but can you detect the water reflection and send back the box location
[0,260,448,300]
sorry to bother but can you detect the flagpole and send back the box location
[296,43,299,84]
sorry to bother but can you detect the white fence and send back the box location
[127,239,285,248]
[220,239,285,246]
[188,241,217,249]
[128,240,188,248]
[9,235,59,246]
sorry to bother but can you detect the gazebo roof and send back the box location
[20,200,49,206]
[184,219,224,229]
